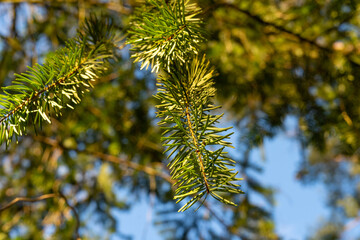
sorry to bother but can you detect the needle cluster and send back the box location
[127,0,205,72]
[0,16,116,146]
[128,0,243,211]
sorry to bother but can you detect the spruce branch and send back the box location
[128,0,243,211]
[0,15,117,146]
[155,56,243,211]
[127,0,205,72]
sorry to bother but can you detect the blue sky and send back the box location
[255,128,327,239]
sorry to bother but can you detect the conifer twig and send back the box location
[0,15,117,146]
[128,0,243,211]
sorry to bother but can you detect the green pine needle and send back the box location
[127,0,205,72]
[155,56,244,211]
[0,16,116,146]
[128,0,244,211]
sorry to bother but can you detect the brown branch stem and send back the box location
[58,190,81,240]
[32,135,173,184]
[176,72,211,193]
[0,191,81,239]
[217,3,329,52]
[206,2,360,67]
[184,105,210,193]
[0,193,57,213]
[92,151,173,184]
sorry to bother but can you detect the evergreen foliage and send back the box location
[156,57,242,211]
[0,16,116,146]
[128,0,243,211]
[2,0,360,238]
[127,0,205,72]
[0,0,242,212]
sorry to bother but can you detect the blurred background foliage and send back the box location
[0,0,360,239]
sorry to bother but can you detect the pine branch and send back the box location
[0,15,117,146]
